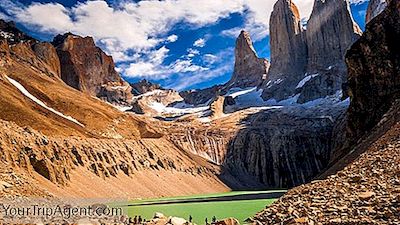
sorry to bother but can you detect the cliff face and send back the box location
[226,31,269,88]
[346,0,400,144]
[0,19,35,44]
[254,2,400,222]
[52,33,133,105]
[306,0,362,72]
[262,0,361,103]
[267,0,307,82]
[366,0,388,23]
[223,106,346,188]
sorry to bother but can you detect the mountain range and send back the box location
[0,0,399,224]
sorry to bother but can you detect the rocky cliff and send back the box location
[52,33,133,105]
[262,0,361,103]
[223,105,346,188]
[345,0,400,147]
[254,1,400,223]
[0,19,35,44]
[226,31,269,88]
[306,0,362,72]
[131,79,162,95]
[262,0,307,101]
[366,0,388,23]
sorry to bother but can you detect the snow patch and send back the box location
[6,76,85,127]
[296,73,319,89]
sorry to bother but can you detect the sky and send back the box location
[0,0,369,90]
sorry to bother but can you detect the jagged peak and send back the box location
[235,30,257,56]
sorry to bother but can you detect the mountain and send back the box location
[179,31,268,106]
[262,0,361,103]
[254,1,400,223]
[0,21,234,199]
[52,33,133,105]
[225,30,270,89]
[264,0,307,101]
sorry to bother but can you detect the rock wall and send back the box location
[306,0,361,72]
[52,33,133,105]
[223,106,346,188]
[345,0,400,145]
[226,31,269,88]
[366,0,388,23]
[262,0,361,103]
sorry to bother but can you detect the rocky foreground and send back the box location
[253,122,400,224]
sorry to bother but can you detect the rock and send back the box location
[0,19,35,44]
[262,0,307,101]
[345,0,400,143]
[131,79,162,95]
[358,191,375,200]
[0,181,13,188]
[52,33,132,104]
[306,0,362,72]
[213,218,240,225]
[226,30,269,89]
[32,42,61,78]
[168,217,187,225]
[180,85,223,106]
[263,0,362,103]
[267,0,307,83]
[366,0,388,23]
[154,212,165,219]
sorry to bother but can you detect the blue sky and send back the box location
[0,0,369,90]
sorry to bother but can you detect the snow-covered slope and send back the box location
[6,76,85,127]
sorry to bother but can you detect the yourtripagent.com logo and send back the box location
[0,200,125,224]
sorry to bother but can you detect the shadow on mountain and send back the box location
[218,104,347,190]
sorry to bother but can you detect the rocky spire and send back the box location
[306,0,362,72]
[268,0,307,81]
[366,0,388,23]
[227,30,269,88]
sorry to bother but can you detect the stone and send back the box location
[169,217,187,225]
[154,212,165,219]
[366,0,388,23]
[226,30,269,89]
[52,33,132,104]
[213,218,240,225]
[345,0,400,144]
[358,191,375,200]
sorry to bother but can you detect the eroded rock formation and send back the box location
[223,106,346,188]
[226,31,269,88]
[262,0,361,103]
[52,33,133,105]
[306,0,362,72]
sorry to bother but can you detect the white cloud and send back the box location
[1,0,363,89]
[167,34,178,43]
[193,38,206,48]
[187,48,200,58]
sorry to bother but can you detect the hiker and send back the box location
[138,216,143,224]
[189,215,193,223]
[212,216,216,223]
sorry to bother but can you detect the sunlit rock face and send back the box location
[52,33,133,105]
[262,0,361,104]
[226,31,270,89]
